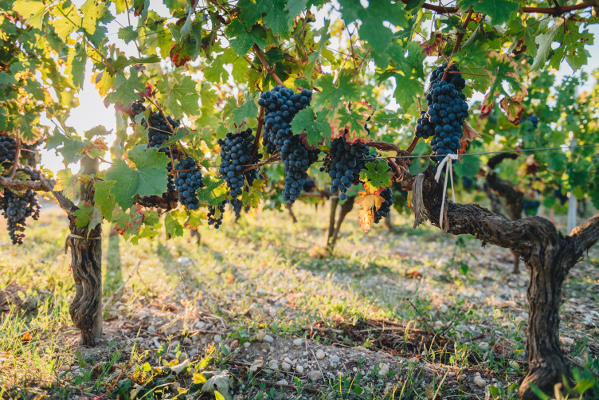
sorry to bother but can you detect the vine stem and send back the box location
[400,0,598,16]
[442,6,474,82]
[250,106,264,160]
[9,134,21,179]
[406,136,420,155]
[253,44,286,87]
[145,97,189,158]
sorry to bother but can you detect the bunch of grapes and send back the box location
[174,157,204,210]
[525,115,538,128]
[373,187,393,224]
[303,177,316,193]
[230,197,249,222]
[321,135,375,200]
[0,134,17,164]
[131,101,147,117]
[148,111,180,148]
[0,167,42,244]
[415,65,469,162]
[258,86,319,203]
[207,200,226,229]
[218,128,263,197]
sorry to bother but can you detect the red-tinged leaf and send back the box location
[139,82,154,99]
[500,96,524,125]
[480,92,494,117]
[462,121,481,142]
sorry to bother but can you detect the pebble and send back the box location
[263,335,274,343]
[183,337,192,345]
[147,325,156,334]
[293,338,303,347]
[257,289,267,297]
[230,340,239,348]
[479,342,489,350]
[214,334,221,343]
[268,360,278,370]
[250,358,264,372]
[378,363,390,376]
[196,321,206,329]
[189,349,198,358]
[474,373,486,388]
[281,361,291,372]
[276,379,288,386]
[244,342,251,348]
[296,365,304,374]
[315,349,325,360]
[330,355,340,363]
[308,371,321,381]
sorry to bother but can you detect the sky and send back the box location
[39,1,599,173]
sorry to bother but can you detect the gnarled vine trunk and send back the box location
[415,166,599,400]
[67,156,102,346]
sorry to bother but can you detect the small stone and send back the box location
[268,360,278,370]
[183,337,192,345]
[330,355,340,363]
[263,335,274,343]
[474,373,486,388]
[308,371,321,381]
[440,304,449,313]
[479,342,489,350]
[293,338,303,347]
[296,365,304,374]
[250,358,264,372]
[260,343,271,351]
[189,349,198,358]
[281,361,291,372]
[276,379,288,386]
[257,289,267,297]
[196,321,206,330]
[230,340,239,348]
[378,364,390,376]
[147,325,156,334]
[315,349,325,360]
[214,334,222,343]
[244,342,251,348]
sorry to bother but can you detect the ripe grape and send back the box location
[373,187,393,224]
[207,200,226,229]
[321,135,375,199]
[148,111,180,148]
[416,65,469,162]
[174,157,204,210]
[230,197,249,222]
[258,86,319,203]
[0,167,42,244]
[0,133,16,164]
[525,115,538,128]
[217,128,263,197]
[303,177,316,193]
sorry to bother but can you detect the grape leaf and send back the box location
[55,168,78,201]
[105,70,146,107]
[225,18,267,56]
[238,0,290,36]
[312,71,361,111]
[162,75,200,118]
[73,205,103,234]
[458,0,519,25]
[531,22,562,71]
[359,160,392,191]
[165,211,184,238]
[197,176,227,206]
[104,145,170,210]
[291,107,331,146]
[13,0,47,29]
[94,180,116,220]
[388,42,425,111]
[500,96,524,125]
[286,0,308,24]
[232,92,258,125]
[356,186,385,232]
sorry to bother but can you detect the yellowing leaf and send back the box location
[356,186,385,232]
[214,391,226,400]
[358,208,374,233]
[193,372,207,384]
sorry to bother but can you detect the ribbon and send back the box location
[434,153,458,230]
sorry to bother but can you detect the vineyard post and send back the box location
[67,155,103,346]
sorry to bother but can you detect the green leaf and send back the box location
[312,71,361,111]
[453,154,480,177]
[66,43,87,89]
[291,107,331,146]
[527,384,551,400]
[232,92,258,125]
[197,176,227,206]
[105,71,146,107]
[55,169,78,201]
[225,18,267,56]
[304,21,330,86]
[531,22,562,71]
[104,145,170,210]
[238,0,290,36]
[163,75,200,118]
[359,160,392,191]
[73,205,103,234]
[458,0,519,25]
[118,26,139,43]
[94,180,116,220]
[165,212,184,238]
[388,42,425,111]
[13,0,47,29]
[286,0,308,24]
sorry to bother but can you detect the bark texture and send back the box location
[68,156,102,347]
[417,166,599,400]
[330,195,356,248]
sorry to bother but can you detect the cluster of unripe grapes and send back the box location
[416,65,469,162]
[259,86,319,203]
[218,128,262,197]
[321,135,374,201]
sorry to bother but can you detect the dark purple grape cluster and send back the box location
[131,101,147,117]
[207,200,226,229]
[174,157,204,210]
[148,111,180,148]
[415,65,469,162]
[0,134,16,164]
[258,86,319,203]
[321,135,375,201]
[373,187,393,224]
[303,177,316,193]
[218,128,262,198]
[0,167,42,244]
[525,115,538,128]
[230,197,249,222]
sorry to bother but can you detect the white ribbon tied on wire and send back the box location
[434,153,459,229]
